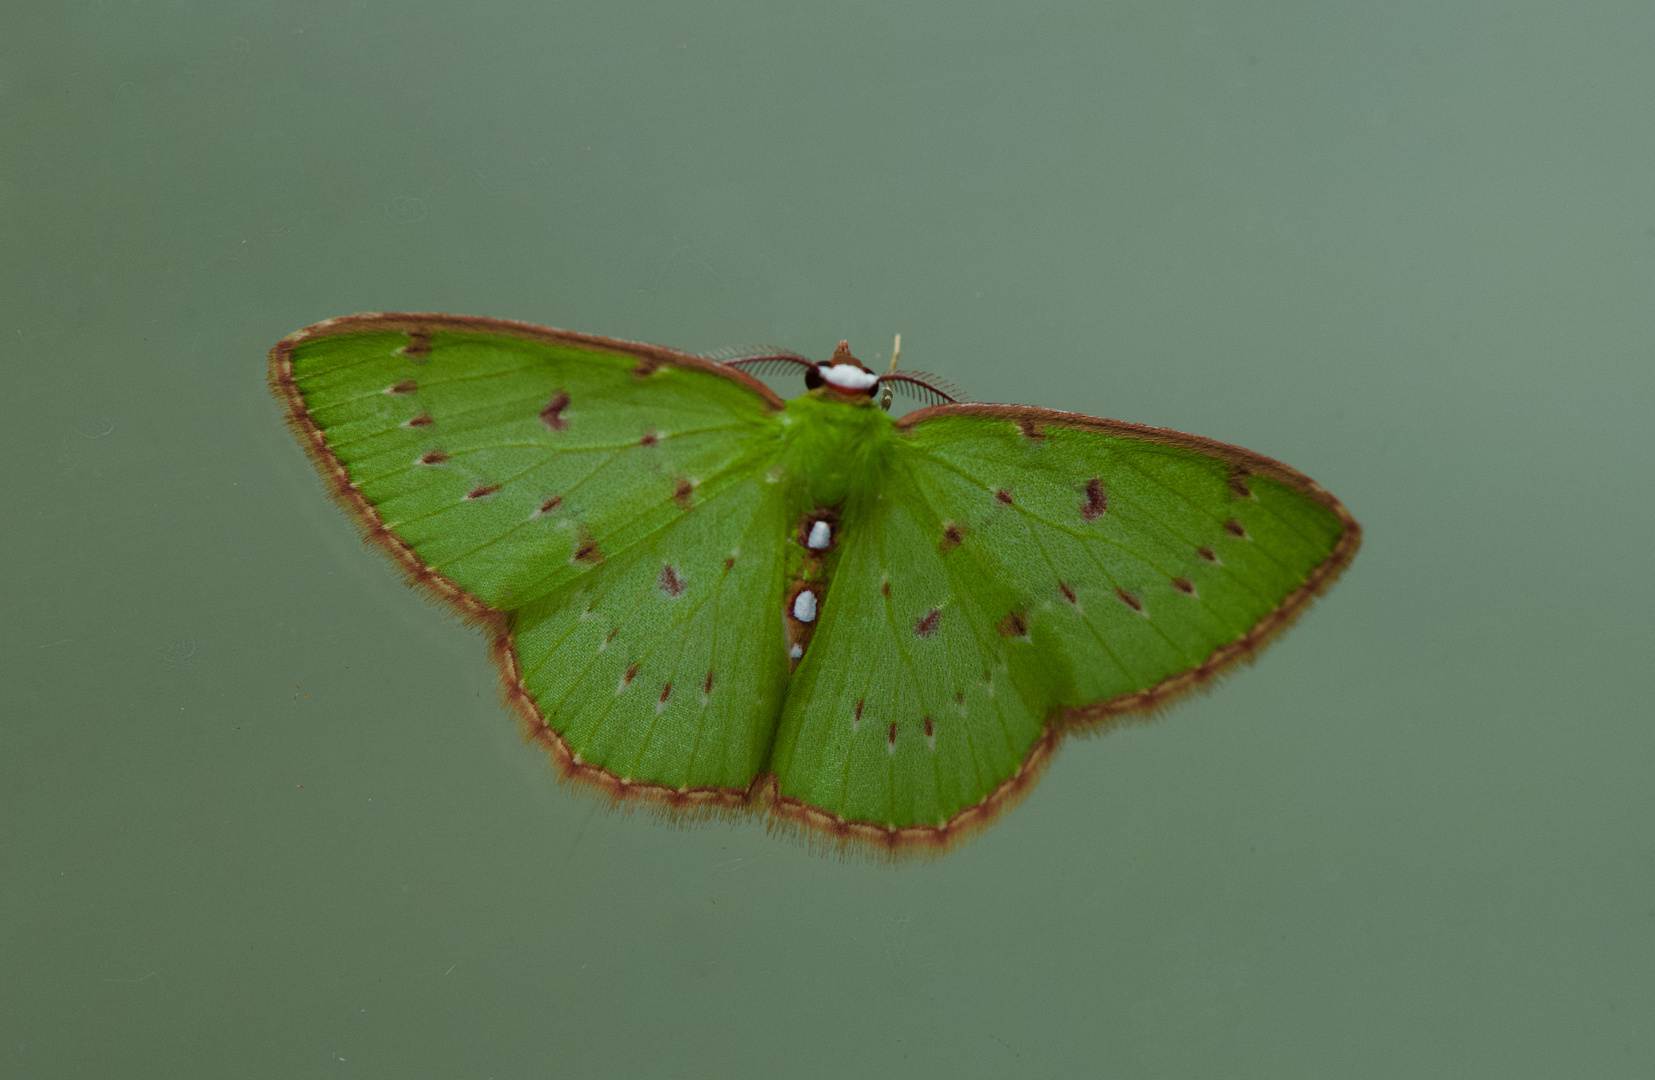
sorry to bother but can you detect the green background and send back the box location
[3,2,1650,1076]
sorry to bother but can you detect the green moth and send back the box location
[270,313,1359,854]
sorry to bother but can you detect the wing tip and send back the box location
[1065,505,1361,733]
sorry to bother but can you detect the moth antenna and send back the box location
[722,353,819,378]
[704,344,813,363]
[887,333,901,374]
[883,371,967,406]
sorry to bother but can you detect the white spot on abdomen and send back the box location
[793,590,817,623]
[807,520,831,549]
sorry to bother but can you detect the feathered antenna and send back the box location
[710,345,818,379]
[703,345,813,363]
[878,334,966,408]
[883,372,965,406]
[722,355,818,378]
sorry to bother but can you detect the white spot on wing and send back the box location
[788,644,803,659]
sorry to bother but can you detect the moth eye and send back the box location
[804,366,824,390]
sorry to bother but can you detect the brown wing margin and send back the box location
[266,312,787,827]
[756,403,1362,858]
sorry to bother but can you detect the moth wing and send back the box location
[506,472,795,794]
[273,314,794,794]
[769,405,1359,847]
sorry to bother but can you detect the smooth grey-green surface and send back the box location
[3,3,1651,1077]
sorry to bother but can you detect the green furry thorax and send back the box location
[780,391,899,507]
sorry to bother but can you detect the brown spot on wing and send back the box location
[402,412,433,428]
[386,378,417,395]
[605,627,619,644]
[539,391,570,432]
[1228,465,1255,500]
[622,663,638,685]
[418,449,449,466]
[658,682,673,704]
[1171,576,1196,595]
[855,700,865,724]
[1058,582,1077,605]
[881,578,891,597]
[632,356,663,379]
[940,522,965,552]
[465,483,501,500]
[1197,545,1219,563]
[994,488,1014,505]
[1081,477,1108,521]
[1224,518,1250,540]
[673,477,694,510]
[399,330,431,361]
[658,564,685,596]
[723,556,735,571]
[923,716,934,738]
[1115,587,1144,613]
[997,610,1029,638]
[703,670,715,695]
[572,530,604,565]
[887,721,898,748]
[1017,419,1044,442]
[640,430,659,447]
[537,495,563,515]
[915,608,941,637]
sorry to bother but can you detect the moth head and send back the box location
[806,341,883,407]
[718,339,962,411]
